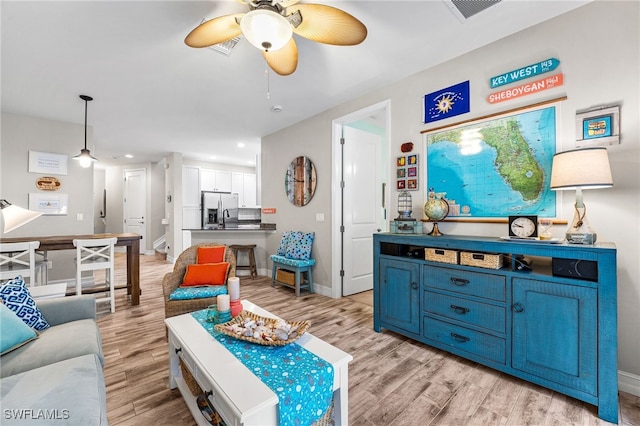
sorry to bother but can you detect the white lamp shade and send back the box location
[1,201,42,233]
[240,9,292,51]
[550,147,613,191]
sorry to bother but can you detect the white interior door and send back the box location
[124,168,146,244]
[342,126,382,296]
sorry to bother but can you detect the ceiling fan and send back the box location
[184,0,367,76]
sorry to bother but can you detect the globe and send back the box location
[424,193,449,222]
[424,190,449,236]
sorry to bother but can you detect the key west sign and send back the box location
[490,58,560,88]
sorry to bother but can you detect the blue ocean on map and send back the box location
[427,107,557,217]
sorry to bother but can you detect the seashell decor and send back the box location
[214,311,311,346]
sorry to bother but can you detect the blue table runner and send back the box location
[191,309,334,426]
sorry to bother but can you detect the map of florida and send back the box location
[430,118,544,202]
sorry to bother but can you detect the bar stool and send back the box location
[229,244,257,279]
[73,237,117,313]
[0,241,48,286]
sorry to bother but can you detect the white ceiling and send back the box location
[1,1,590,168]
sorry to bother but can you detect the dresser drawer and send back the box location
[423,316,506,364]
[423,290,505,333]
[424,265,506,301]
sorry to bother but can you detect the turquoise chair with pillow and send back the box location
[270,231,315,297]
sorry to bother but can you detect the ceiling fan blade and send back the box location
[288,4,367,46]
[185,14,244,48]
[263,37,298,76]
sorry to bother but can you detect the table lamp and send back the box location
[0,199,42,233]
[550,147,613,244]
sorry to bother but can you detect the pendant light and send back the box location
[72,94,97,168]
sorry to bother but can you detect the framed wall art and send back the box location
[396,154,419,191]
[28,151,68,175]
[422,97,564,219]
[29,193,68,215]
[575,104,620,147]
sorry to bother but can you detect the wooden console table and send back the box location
[0,233,142,305]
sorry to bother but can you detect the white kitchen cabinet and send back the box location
[182,207,201,229]
[201,169,232,193]
[232,172,259,208]
[182,166,200,207]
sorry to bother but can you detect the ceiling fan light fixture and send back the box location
[240,9,292,51]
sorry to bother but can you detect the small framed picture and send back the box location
[397,180,406,190]
[407,154,418,165]
[397,156,406,167]
[407,167,417,177]
[397,168,406,178]
[576,105,620,147]
[407,179,418,190]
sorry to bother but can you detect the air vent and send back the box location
[207,36,242,56]
[444,0,502,21]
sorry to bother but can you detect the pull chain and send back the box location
[264,57,271,100]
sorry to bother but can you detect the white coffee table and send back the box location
[165,300,353,426]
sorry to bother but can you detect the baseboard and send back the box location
[619,370,640,396]
[312,283,332,297]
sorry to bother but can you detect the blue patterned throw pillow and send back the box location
[276,231,293,256]
[285,232,315,260]
[0,276,49,331]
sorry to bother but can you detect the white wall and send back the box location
[261,1,640,386]
[0,113,95,280]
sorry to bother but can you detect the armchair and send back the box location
[162,244,236,319]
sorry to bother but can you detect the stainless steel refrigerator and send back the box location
[201,191,238,228]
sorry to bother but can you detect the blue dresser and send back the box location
[373,233,618,423]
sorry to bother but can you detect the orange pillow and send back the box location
[197,246,226,264]
[181,262,230,286]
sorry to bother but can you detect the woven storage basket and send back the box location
[460,251,504,269]
[276,269,296,286]
[179,358,203,396]
[425,248,458,264]
[313,402,334,426]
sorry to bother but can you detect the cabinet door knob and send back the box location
[512,303,525,313]
[175,347,182,354]
[451,333,470,343]
[411,282,418,290]
[450,277,470,286]
[450,305,470,315]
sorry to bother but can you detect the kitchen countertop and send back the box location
[184,223,276,231]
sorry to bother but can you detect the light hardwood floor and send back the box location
[98,253,639,425]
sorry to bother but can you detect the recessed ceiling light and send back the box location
[237,143,245,148]
[124,154,133,159]
[210,155,217,160]
[272,105,283,112]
